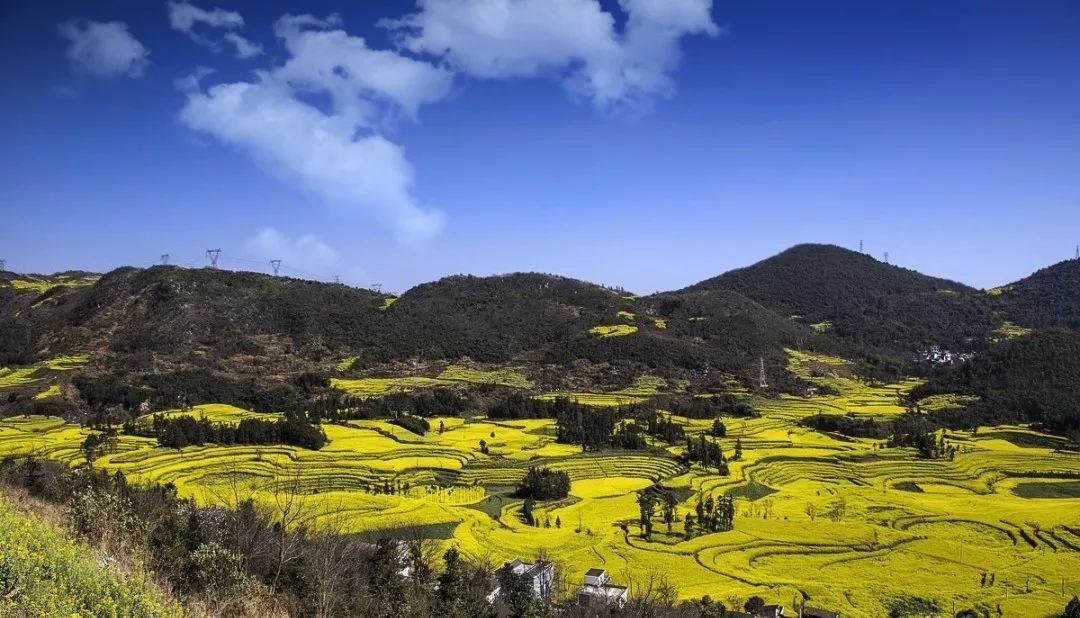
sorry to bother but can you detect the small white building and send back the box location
[576,568,628,609]
[487,558,556,603]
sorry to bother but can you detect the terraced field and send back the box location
[0,352,1077,616]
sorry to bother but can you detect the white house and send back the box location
[487,558,556,603]
[576,568,628,609]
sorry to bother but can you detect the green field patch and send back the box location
[916,393,980,412]
[336,356,359,372]
[437,365,533,388]
[892,481,924,493]
[43,354,90,371]
[991,321,1033,341]
[33,384,61,400]
[1012,481,1080,499]
[0,367,40,389]
[380,296,398,310]
[617,310,636,320]
[725,480,778,501]
[980,430,1067,449]
[810,321,832,333]
[4,274,99,294]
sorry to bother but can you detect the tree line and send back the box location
[146,411,327,450]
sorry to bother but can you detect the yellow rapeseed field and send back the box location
[0,351,1077,616]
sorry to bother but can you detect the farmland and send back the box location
[0,351,1077,616]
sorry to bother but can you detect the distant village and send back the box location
[482,554,841,617]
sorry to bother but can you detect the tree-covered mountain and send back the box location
[912,329,1080,441]
[0,266,817,394]
[682,244,999,354]
[995,258,1080,331]
[4,245,1080,436]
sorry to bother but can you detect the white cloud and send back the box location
[223,32,263,58]
[178,4,714,243]
[273,15,454,125]
[385,0,719,110]
[180,74,445,243]
[167,1,243,32]
[245,227,339,273]
[168,1,262,58]
[57,19,149,78]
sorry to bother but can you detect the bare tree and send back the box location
[269,466,310,592]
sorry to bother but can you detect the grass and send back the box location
[436,365,534,389]
[617,310,636,320]
[0,494,181,617]
[810,321,832,333]
[1011,481,1080,499]
[0,368,40,389]
[991,321,1034,341]
[336,356,359,372]
[4,275,99,294]
[589,324,638,337]
[331,376,449,398]
[32,385,60,401]
[380,296,398,310]
[332,364,533,396]
[42,354,89,371]
[653,318,667,329]
[916,394,980,412]
[985,285,1014,297]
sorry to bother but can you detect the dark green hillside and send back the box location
[995,259,1080,331]
[683,244,997,353]
[382,273,625,363]
[913,329,1080,441]
[1,266,386,370]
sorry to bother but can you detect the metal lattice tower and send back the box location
[859,240,864,253]
[758,357,768,389]
[372,283,383,293]
[160,254,170,266]
[883,251,890,264]
[205,249,221,268]
[270,259,282,276]
[0,258,5,271]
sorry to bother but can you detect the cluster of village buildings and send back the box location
[488,556,840,618]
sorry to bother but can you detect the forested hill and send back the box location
[995,259,1080,330]
[682,244,998,354]
[3,246,1080,429]
[0,266,817,391]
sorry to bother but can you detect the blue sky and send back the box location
[1,1,1078,292]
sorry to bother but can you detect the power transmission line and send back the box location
[205,248,221,268]
[270,259,282,276]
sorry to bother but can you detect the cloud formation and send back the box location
[245,227,339,274]
[386,0,719,110]
[168,1,262,58]
[57,20,149,78]
[179,15,451,243]
[177,2,714,243]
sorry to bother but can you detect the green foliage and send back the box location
[515,466,571,500]
[0,495,180,617]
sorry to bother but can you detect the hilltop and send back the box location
[682,244,998,354]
